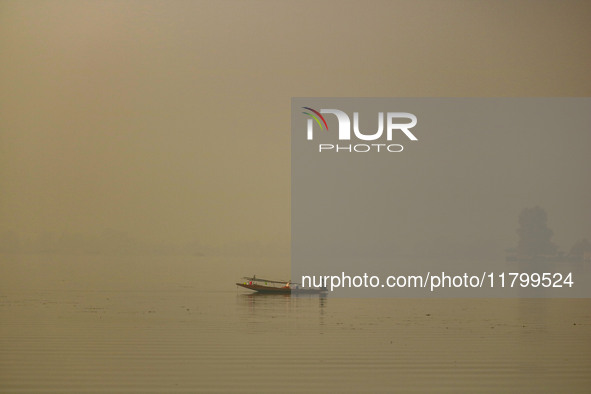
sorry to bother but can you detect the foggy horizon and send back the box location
[2,1,590,265]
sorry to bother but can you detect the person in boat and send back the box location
[283,281,291,289]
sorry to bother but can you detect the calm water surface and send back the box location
[1,255,590,393]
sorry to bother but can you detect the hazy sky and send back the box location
[1,0,590,251]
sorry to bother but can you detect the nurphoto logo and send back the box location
[302,107,418,153]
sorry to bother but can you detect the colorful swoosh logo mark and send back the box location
[302,107,328,130]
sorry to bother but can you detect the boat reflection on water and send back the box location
[237,285,327,322]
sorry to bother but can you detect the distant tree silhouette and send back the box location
[569,238,591,258]
[516,206,557,257]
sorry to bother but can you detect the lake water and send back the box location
[1,254,590,392]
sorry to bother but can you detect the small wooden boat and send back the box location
[236,276,327,295]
